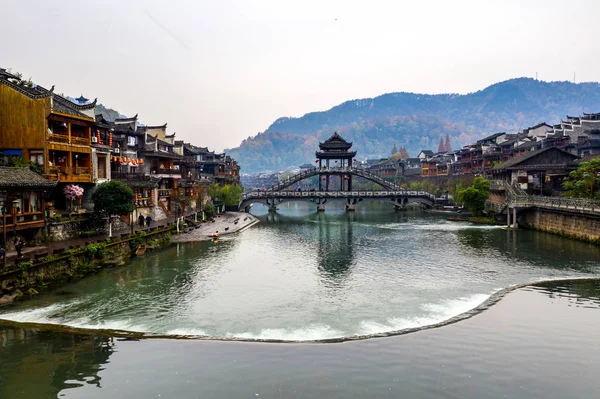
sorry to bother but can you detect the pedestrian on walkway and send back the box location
[13,236,24,258]
[145,215,153,231]
[138,214,145,228]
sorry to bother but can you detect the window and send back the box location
[29,149,44,166]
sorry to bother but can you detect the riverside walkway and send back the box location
[1,211,198,268]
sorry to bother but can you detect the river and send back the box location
[1,204,599,397]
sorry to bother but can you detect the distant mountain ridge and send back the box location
[230,77,600,173]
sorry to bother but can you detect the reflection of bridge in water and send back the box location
[240,132,435,213]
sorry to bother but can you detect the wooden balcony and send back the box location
[0,213,45,231]
[153,168,182,177]
[112,171,147,180]
[75,166,90,175]
[71,136,90,146]
[46,166,92,183]
[48,134,70,144]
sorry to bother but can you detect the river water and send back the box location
[1,204,600,397]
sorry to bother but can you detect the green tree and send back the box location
[458,177,490,216]
[563,158,600,199]
[92,181,135,236]
[207,183,243,207]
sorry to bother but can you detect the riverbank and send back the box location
[171,211,259,243]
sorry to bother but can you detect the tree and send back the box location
[64,184,84,212]
[92,181,135,236]
[458,176,490,216]
[563,158,600,199]
[208,183,243,207]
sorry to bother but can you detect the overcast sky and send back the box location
[3,0,600,151]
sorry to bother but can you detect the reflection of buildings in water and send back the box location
[0,328,115,397]
[316,214,356,287]
[532,280,600,308]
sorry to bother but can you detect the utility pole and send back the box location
[3,209,6,267]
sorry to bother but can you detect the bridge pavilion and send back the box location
[316,133,357,192]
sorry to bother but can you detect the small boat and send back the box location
[135,244,147,256]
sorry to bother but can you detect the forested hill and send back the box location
[226,78,600,173]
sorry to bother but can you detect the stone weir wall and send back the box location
[519,208,600,244]
[0,226,174,304]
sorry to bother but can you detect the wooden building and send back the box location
[490,147,578,195]
[0,71,95,184]
[0,166,57,245]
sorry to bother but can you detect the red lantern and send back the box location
[353,158,357,161]
[139,159,144,165]
[315,159,319,163]
[335,160,338,163]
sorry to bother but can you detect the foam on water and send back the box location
[358,293,491,335]
[226,325,346,341]
[167,328,208,337]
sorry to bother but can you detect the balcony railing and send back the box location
[71,137,90,146]
[48,134,70,144]
[0,212,45,228]
[75,166,90,175]
[112,171,147,180]
[153,168,182,176]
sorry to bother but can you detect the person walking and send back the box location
[13,236,24,258]
[145,215,152,231]
[138,214,145,229]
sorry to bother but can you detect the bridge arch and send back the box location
[270,167,403,192]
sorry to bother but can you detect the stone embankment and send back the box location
[0,226,174,305]
[171,212,259,243]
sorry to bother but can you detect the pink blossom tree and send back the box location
[64,184,84,211]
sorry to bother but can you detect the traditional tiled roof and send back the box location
[94,114,111,129]
[117,176,161,189]
[319,132,353,151]
[0,74,55,99]
[528,122,551,130]
[0,167,57,189]
[493,147,577,170]
[0,68,20,80]
[477,132,505,143]
[52,95,94,120]
[144,123,167,129]
[514,140,538,150]
[114,114,138,123]
[184,143,211,154]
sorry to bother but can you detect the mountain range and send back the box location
[225,78,600,173]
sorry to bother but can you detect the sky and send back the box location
[2,0,600,152]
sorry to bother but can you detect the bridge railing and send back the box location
[241,190,435,201]
[267,167,404,192]
[510,195,600,214]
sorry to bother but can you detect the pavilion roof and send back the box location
[319,132,353,151]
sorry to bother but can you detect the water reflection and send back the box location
[0,328,114,397]
[454,227,600,273]
[316,213,356,287]
[527,280,600,308]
